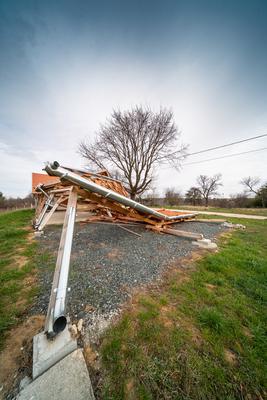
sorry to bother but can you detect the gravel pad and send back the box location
[31,221,225,339]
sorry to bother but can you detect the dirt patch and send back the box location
[163,250,207,279]
[159,305,176,328]
[23,274,37,286]
[13,255,28,270]
[205,283,217,291]
[183,250,206,265]
[83,345,99,368]
[124,378,137,399]
[172,268,191,284]
[26,231,35,243]
[6,246,30,271]
[84,304,96,313]
[0,315,44,398]
[224,348,237,365]
[107,248,122,260]
[14,275,38,315]
[178,317,203,347]
[83,343,102,399]
[242,326,253,339]
[219,231,234,241]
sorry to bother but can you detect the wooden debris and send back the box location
[32,165,195,236]
[77,319,83,333]
[146,225,203,240]
[116,224,142,237]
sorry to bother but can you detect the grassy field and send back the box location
[163,205,267,217]
[0,209,37,349]
[1,209,266,398]
[100,218,267,399]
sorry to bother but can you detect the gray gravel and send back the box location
[30,221,224,326]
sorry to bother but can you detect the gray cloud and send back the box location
[0,0,266,197]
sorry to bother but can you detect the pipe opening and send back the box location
[53,316,67,333]
[51,161,60,170]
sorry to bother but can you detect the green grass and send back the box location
[163,205,267,217]
[0,209,37,349]
[100,218,267,399]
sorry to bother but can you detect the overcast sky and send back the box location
[0,0,266,198]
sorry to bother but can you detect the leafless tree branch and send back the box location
[240,176,260,195]
[78,105,187,198]
[241,176,267,207]
[196,174,223,207]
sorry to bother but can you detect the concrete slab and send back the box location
[33,327,77,379]
[34,231,44,237]
[192,239,218,250]
[47,211,92,225]
[17,349,95,400]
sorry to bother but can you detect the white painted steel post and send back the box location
[45,189,78,338]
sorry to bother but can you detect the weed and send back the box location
[198,307,226,334]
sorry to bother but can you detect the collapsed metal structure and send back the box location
[33,161,198,338]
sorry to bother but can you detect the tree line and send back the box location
[0,192,34,211]
[164,175,267,208]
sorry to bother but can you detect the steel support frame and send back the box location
[45,188,78,338]
[37,194,69,231]
[35,194,54,229]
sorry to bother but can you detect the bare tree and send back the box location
[240,176,260,195]
[196,174,222,207]
[185,186,202,206]
[165,187,181,206]
[241,177,266,207]
[79,106,187,199]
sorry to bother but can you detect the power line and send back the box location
[186,133,267,157]
[167,133,267,159]
[183,146,267,166]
